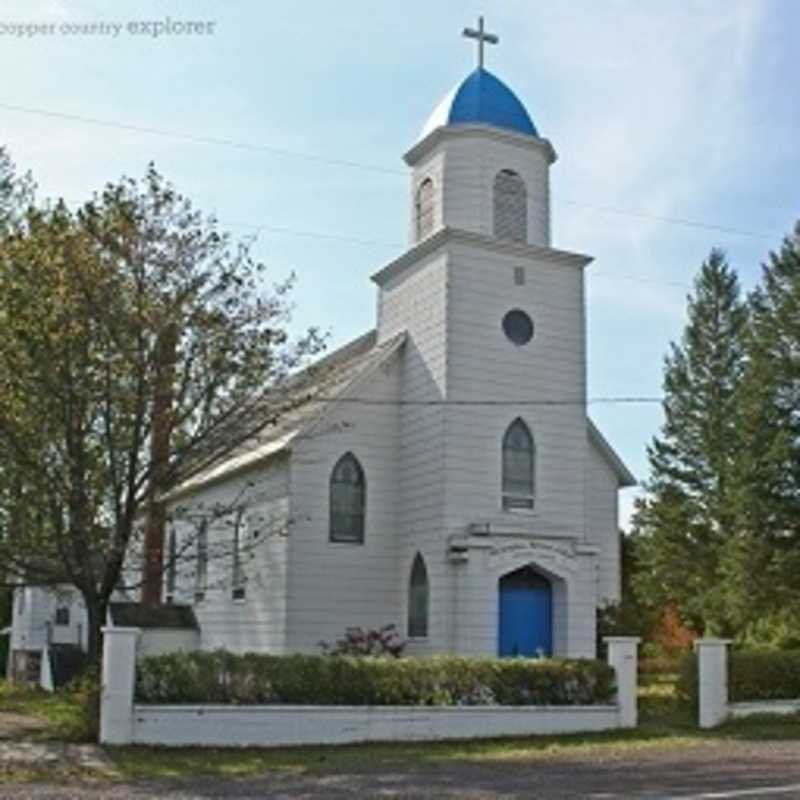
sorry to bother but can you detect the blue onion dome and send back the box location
[419,67,538,141]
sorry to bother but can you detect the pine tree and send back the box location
[632,249,747,633]
[724,223,800,631]
[0,147,34,234]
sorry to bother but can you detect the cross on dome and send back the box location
[462,15,499,69]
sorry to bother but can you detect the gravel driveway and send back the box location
[3,740,800,799]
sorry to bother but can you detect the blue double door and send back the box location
[498,567,553,657]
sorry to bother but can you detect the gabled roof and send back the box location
[109,602,198,630]
[588,419,636,488]
[165,330,406,501]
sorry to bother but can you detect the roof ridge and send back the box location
[164,330,405,500]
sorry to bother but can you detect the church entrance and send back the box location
[498,566,552,657]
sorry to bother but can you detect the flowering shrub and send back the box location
[135,650,615,707]
[318,624,405,658]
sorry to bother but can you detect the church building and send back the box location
[8,21,634,675]
[161,20,635,660]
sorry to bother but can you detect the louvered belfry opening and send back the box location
[493,169,527,243]
[415,178,435,241]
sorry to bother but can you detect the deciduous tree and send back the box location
[0,164,321,662]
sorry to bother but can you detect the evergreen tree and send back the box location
[0,146,34,234]
[723,223,800,630]
[632,249,747,633]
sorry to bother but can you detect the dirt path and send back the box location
[0,711,49,741]
[0,711,112,783]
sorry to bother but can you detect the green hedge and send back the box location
[675,652,698,706]
[677,649,800,705]
[729,650,800,702]
[136,651,615,707]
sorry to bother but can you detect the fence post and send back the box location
[604,636,640,728]
[100,626,140,745]
[695,637,731,729]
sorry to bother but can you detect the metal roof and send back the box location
[419,67,538,142]
[109,602,199,630]
[588,419,637,488]
[164,330,407,500]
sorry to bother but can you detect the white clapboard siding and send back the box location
[444,240,588,537]
[167,455,291,654]
[585,441,622,605]
[285,348,403,653]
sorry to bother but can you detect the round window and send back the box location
[502,309,534,346]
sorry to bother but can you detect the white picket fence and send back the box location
[99,628,641,747]
[695,638,800,728]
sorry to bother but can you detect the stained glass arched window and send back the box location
[408,553,429,638]
[502,418,535,510]
[329,452,366,543]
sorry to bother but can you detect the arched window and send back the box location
[166,526,177,603]
[329,453,366,543]
[502,418,535,510]
[493,169,527,242]
[415,178,435,241]
[231,510,247,601]
[408,553,429,638]
[194,519,208,602]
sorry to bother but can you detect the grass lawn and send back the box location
[0,680,96,742]
[1,674,799,783]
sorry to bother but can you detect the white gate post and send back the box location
[695,638,731,729]
[100,626,140,745]
[604,636,640,728]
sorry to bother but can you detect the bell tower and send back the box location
[369,19,631,661]
[404,17,557,249]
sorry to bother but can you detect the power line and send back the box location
[0,100,783,243]
[554,195,777,241]
[223,219,400,250]
[225,219,693,289]
[309,396,663,406]
[0,102,401,178]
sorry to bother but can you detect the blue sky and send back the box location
[1,1,798,525]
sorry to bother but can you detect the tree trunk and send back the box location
[84,592,108,668]
[141,322,178,606]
